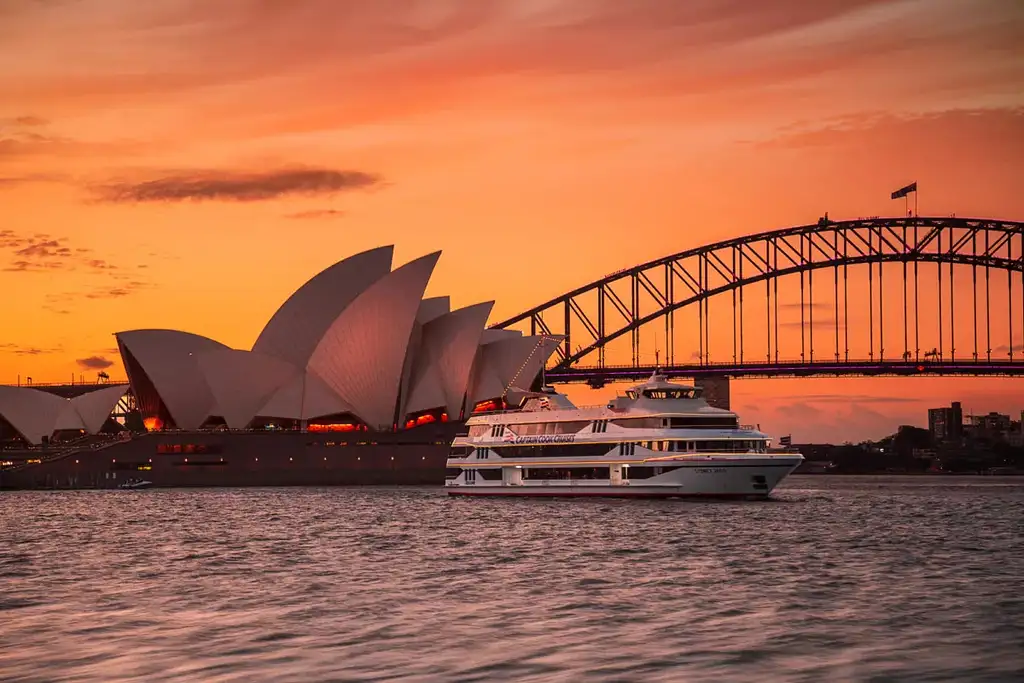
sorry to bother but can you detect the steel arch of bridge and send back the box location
[493,216,1024,377]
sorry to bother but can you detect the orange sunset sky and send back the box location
[1,0,1022,443]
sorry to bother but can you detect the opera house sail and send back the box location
[0,246,561,489]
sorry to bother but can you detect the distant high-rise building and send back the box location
[969,411,1012,434]
[928,401,963,442]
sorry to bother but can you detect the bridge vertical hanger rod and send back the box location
[664,263,673,366]
[878,227,884,362]
[800,234,806,362]
[844,228,850,362]
[626,274,634,368]
[868,228,874,360]
[1009,234,1014,362]
[705,255,711,362]
[563,300,571,367]
[903,223,909,361]
[732,248,738,363]
[739,244,745,365]
[938,228,944,359]
[972,231,978,361]
[986,229,991,361]
[597,285,605,368]
[774,239,779,363]
[949,242,955,361]
[809,235,814,363]
[698,255,704,365]
[914,223,920,361]
[766,250,772,363]
[834,228,840,361]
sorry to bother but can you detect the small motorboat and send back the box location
[117,478,154,490]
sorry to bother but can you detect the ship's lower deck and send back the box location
[446,486,774,499]
[1,425,459,489]
[444,457,803,498]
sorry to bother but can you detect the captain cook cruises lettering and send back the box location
[503,434,577,445]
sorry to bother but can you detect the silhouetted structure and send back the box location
[928,401,963,442]
[495,216,1024,386]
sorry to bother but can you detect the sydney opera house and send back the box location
[1,246,560,488]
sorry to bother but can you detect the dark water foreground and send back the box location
[1,476,1022,682]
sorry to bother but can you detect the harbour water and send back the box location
[2,476,1022,682]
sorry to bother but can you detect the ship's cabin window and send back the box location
[641,388,696,400]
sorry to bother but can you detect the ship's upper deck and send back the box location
[467,373,741,427]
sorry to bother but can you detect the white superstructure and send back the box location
[445,373,803,499]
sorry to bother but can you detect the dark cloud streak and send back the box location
[0,343,62,356]
[76,355,114,370]
[94,167,381,203]
[285,208,346,220]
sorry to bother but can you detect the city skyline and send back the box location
[2,0,1022,442]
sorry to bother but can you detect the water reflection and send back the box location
[1,476,1022,682]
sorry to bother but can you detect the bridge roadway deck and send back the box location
[544,360,1024,384]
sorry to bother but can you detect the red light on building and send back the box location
[404,413,441,429]
[473,400,499,413]
[308,422,358,433]
[143,416,163,431]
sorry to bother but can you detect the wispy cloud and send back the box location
[0,172,65,188]
[76,355,114,370]
[285,208,346,220]
[84,282,148,299]
[797,393,921,404]
[13,115,48,127]
[0,230,153,310]
[1,115,49,127]
[779,318,847,329]
[0,230,130,273]
[0,343,62,356]
[93,167,382,203]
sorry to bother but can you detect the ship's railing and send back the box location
[473,403,610,417]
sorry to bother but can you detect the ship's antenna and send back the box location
[654,330,660,372]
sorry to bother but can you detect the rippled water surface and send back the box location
[2,476,1023,682]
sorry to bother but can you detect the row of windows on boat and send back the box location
[469,416,738,437]
[450,440,766,459]
[447,466,688,480]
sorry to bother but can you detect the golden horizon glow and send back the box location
[1,0,1022,442]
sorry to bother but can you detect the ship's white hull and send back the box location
[445,459,800,499]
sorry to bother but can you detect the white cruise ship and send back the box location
[445,373,803,499]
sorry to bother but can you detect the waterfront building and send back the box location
[1,246,562,489]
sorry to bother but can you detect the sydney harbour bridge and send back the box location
[494,216,1024,397]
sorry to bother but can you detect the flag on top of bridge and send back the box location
[779,435,792,447]
[891,181,917,200]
